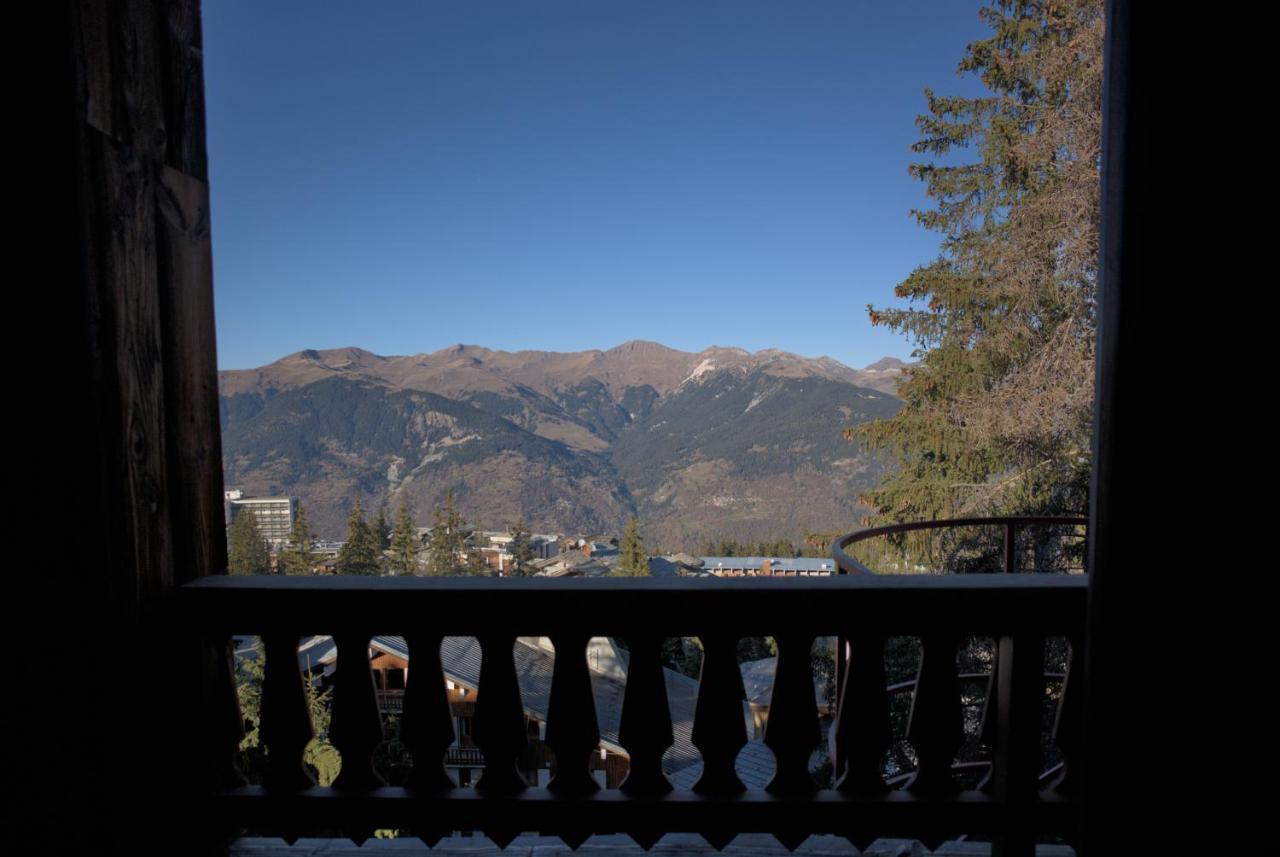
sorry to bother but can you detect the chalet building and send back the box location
[293,635,777,790]
[554,534,620,558]
[580,539,617,558]
[647,554,710,577]
[531,535,562,560]
[532,552,608,577]
[477,546,513,574]
[474,532,514,570]
[470,532,563,572]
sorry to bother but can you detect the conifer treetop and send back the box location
[614,516,649,577]
[336,499,382,575]
[228,508,272,575]
[854,0,1102,564]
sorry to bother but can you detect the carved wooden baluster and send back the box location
[692,634,748,795]
[834,633,891,794]
[904,633,963,796]
[260,633,314,792]
[402,634,458,848]
[201,636,246,790]
[618,634,674,851]
[762,634,823,853]
[183,634,247,853]
[763,634,821,795]
[1049,633,1083,796]
[690,635,748,852]
[544,634,600,850]
[402,634,457,792]
[473,633,528,793]
[991,634,1044,857]
[330,633,385,792]
[546,633,601,794]
[618,634,674,796]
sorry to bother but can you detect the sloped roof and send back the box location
[646,556,694,577]
[667,740,778,790]
[540,556,615,578]
[740,656,830,710]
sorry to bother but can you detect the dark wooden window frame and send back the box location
[46,1,1146,854]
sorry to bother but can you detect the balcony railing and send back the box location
[444,746,486,768]
[376,689,405,714]
[178,517,1086,855]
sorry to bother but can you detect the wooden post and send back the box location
[34,2,227,853]
[990,634,1044,857]
[1084,1,1148,853]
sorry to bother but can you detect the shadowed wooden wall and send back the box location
[21,2,225,853]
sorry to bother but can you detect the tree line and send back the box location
[226,489,538,576]
[701,534,833,558]
[229,502,862,577]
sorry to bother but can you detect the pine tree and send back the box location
[465,546,489,575]
[228,509,272,574]
[373,505,392,552]
[388,504,419,576]
[336,500,381,575]
[613,516,649,577]
[736,636,777,663]
[427,489,470,575]
[661,636,703,678]
[426,502,451,575]
[509,515,534,576]
[235,640,340,785]
[302,667,342,786]
[852,0,1102,569]
[278,503,319,575]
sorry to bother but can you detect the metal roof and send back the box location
[700,556,835,573]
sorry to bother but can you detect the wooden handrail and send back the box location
[178,574,1085,636]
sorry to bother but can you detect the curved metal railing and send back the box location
[833,516,1088,576]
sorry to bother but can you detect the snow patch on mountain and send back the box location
[681,359,716,385]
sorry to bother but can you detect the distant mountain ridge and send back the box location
[220,341,907,399]
[219,343,905,551]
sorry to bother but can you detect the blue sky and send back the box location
[204,1,991,370]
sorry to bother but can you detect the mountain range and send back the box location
[218,343,906,552]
